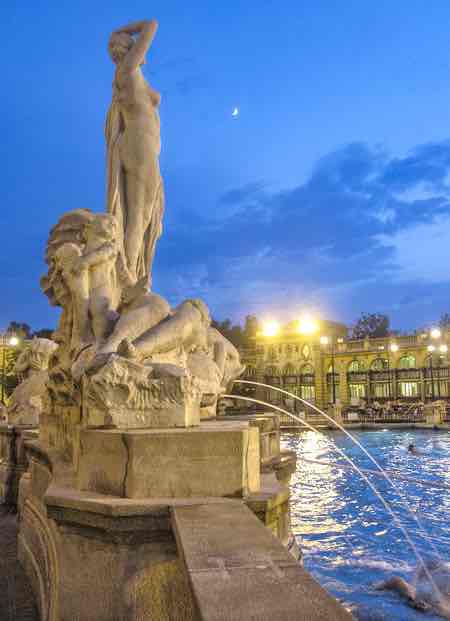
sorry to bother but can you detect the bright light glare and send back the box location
[440,344,448,353]
[431,328,441,339]
[298,316,318,335]
[428,344,436,352]
[389,343,399,352]
[9,336,19,346]
[262,320,280,337]
[320,336,329,345]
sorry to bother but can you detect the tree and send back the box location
[211,318,245,348]
[6,321,32,340]
[33,328,54,339]
[439,313,450,330]
[243,315,259,345]
[351,313,390,339]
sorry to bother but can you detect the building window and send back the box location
[300,385,315,402]
[371,358,389,371]
[300,363,313,375]
[398,355,416,369]
[399,381,418,397]
[373,383,390,398]
[349,383,366,399]
[278,345,283,353]
[348,360,365,372]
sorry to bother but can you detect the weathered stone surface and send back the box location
[7,338,57,426]
[77,421,260,499]
[83,357,202,429]
[0,424,36,505]
[172,502,354,621]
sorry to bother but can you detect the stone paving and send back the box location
[0,507,38,621]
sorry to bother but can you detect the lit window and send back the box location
[399,381,418,397]
[398,355,416,369]
[349,383,366,398]
[371,358,389,371]
[348,360,365,372]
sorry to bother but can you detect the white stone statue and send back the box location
[106,19,163,285]
[7,338,58,425]
[39,19,244,434]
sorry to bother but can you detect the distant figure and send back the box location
[408,443,423,455]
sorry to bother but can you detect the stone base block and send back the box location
[77,421,260,499]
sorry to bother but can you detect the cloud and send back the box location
[155,140,450,326]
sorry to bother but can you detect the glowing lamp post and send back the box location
[297,316,318,335]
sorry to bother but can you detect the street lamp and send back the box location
[298,315,318,335]
[320,335,336,404]
[0,333,20,405]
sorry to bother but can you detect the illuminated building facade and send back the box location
[238,319,450,412]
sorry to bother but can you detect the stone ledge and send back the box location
[172,502,353,621]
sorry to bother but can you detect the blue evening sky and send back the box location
[2,1,450,332]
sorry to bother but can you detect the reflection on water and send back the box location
[282,430,450,621]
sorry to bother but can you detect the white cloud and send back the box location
[376,214,450,283]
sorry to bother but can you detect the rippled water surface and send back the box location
[281,429,450,620]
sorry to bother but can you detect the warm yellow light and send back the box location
[8,336,19,347]
[298,316,318,335]
[319,336,329,346]
[390,343,399,352]
[262,320,280,337]
[431,328,441,339]
[428,344,436,353]
[440,344,448,353]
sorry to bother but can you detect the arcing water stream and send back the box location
[224,388,448,613]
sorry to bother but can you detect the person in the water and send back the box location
[375,559,450,619]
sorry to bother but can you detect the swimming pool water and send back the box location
[281,429,450,620]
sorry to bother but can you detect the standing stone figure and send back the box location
[106,19,164,285]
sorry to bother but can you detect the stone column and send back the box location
[327,403,343,427]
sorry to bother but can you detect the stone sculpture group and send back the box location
[6,338,57,426]
[40,19,244,433]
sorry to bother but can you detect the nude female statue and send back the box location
[106,19,164,285]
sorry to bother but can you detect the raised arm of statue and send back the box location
[112,20,158,71]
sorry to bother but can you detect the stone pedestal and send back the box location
[17,419,260,620]
[424,401,445,426]
[77,422,260,498]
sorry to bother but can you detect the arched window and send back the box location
[398,355,416,369]
[300,363,314,375]
[245,366,257,377]
[371,358,388,371]
[348,360,365,372]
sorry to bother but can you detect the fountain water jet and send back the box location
[235,379,444,564]
[224,392,447,610]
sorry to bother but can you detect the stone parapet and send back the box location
[77,421,260,499]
